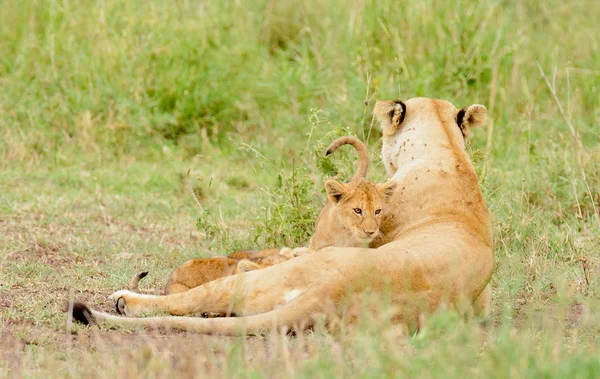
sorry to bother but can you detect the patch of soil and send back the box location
[0,294,12,308]
[566,302,584,328]
[24,240,70,265]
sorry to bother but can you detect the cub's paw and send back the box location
[279,247,293,259]
[291,247,315,257]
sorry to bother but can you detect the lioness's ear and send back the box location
[456,104,487,139]
[325,180,347,203]
[237,259,261,272]
[377,180,398,198]
[373,100,406,136]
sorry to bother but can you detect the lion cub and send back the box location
[308,136,397,251]
[130,248,292,295]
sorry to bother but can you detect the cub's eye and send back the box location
[353,208,362,215]
[375,209,382,215]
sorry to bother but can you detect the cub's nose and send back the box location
[364,230,377,237]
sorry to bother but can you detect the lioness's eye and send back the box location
[375,209,382,215]
[353,208,362,215]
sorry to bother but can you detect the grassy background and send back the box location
[1,0,599,377]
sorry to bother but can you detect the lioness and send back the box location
[309,136,397,250]
[71,97,493,335]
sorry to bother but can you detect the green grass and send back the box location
[1,0,599,377]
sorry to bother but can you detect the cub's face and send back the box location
[325,178,397,245]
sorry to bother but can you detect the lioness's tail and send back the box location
[325,136,368,180]
[69,293,324,336]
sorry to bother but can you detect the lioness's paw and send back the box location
[110,290,155,316]
[110,290,133,315]
[110,289,137,303]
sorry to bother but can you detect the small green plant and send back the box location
[251,163,318,247]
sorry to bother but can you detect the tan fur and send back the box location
[128,249,291,296]
[164,257,240,295]
[162,249,291,295]
[72,97,494,334]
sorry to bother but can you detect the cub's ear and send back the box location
[373,100,406,136]
[376,180,398,198]
[456,104,487,139]
[237,259,261,272]
[325,180,347,203]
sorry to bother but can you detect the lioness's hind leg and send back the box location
[111,254,324,317]
[111,272,255,317]
[473,284,491,318]
[165,282,192,295]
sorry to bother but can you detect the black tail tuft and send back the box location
[325,148,333,156]
[71,301,95,326]
[137,271,149,279]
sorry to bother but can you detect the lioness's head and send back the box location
[373,98,487,145]
[325,178,397,244]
